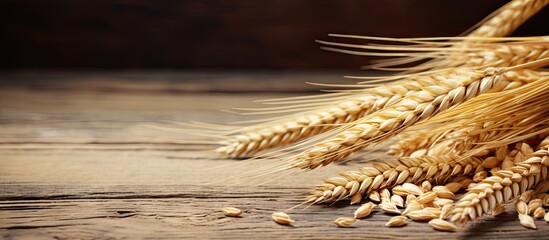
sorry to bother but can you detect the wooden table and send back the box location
[1,71,547,239]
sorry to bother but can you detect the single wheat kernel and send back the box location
[501,178,513,186]
[332,217,358,227]
[379,201,401,214]
[422,181,432,192]
[432,186,455,199]
[434,198,454,208]
[354,202,375,219]
[423,207,441,217]
[407,210,437,221]
[473,171,488,182]
[429,219,457,232]
[528,199,542,214]
[369,191,381,202]
[381,189,391,201]
[417,192,437,204]
[445,182,462,193]
[386,216,407,227]
[392,186,408,196]
[391,195,404,208]
[222,207,243,217]
[482,156,501,168]
[542,156,549,166]
[272,212,294,225]
[518,214,536,229]
[534,207,545,218]
[440,204,453,219]
[402,201,423,215]
[543,195,549,207]
[403,183,424,196]
[516,200,528,215]
[406,195,417,205]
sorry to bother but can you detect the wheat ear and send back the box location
[291,66,537,170]
[216,78,440,157]
[467,0,549,38]
[450,137,549,223]
[306,154,482,204]
[387,69,548,157]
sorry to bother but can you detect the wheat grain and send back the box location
[432,186,455,199]
[369,191,381,203]
[440,204,453,220]
[379,201,401,215]
[402,200,423,216]
[272,212,294,225]
[516,200,528,215]
[354,202,376,219]
[473,171,488,182]
[416,192,437,204]
[434,198,454,208]
[405,195,417,205]
[391,195,404,208]
[386,216,407,227]
[421,181,432,192]
[332,217,358,227]
[402,183,424,196]
[445,182,463,193]
[518,213,537,229]
[429,219,457,232]
[527,199,542,214]
[222,207,243,217]
[407,210,438,221]
[533,207,545,218]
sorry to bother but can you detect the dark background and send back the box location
[1,0,548,70]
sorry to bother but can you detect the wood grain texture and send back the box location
[1,71,548,239]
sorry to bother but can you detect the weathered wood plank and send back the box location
[1,72,548,239]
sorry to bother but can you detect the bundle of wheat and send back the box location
[200,0,549,231]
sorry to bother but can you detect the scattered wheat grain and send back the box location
[222,207,243,217]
